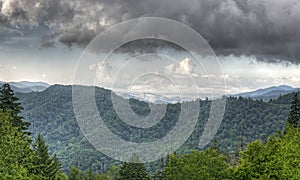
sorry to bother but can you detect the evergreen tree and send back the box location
[0,111,39,179]
[68,166,84,180]
[287,92,300,128]
[210,138,221,152]
[85,169,110,180]
[119,154,150,180]
[0,83,30,134]
[106,165,120,179]
[32,134,61,179]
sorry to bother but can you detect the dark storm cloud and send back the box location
[1,0,300,63]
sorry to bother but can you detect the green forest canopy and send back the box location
[1,83,299,179]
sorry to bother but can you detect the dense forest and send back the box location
[1,83,300,179]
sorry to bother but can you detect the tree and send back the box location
[163,149,232,180]
[119,163,149,180]
[153,158,165,180]
[0,83,30,134]
[119,154,150,180]
[32,134,61,179]
[234,127,300,179]
[85,169,110,180]
[68,166,84,180]
[287,92,300,128]
[210,138,221,152]
[106,165,120,180]
[0,111,39,179]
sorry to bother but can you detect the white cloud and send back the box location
[179,58,195,73]
[89,61,112,81]
[165,57,199,77]
[83,55,300,99]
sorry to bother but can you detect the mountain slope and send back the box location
[233,85,300,101]
[16,85,293,172]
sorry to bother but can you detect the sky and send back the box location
[0,0,300,98]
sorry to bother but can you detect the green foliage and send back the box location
[1,84,300,179]
[16,85,293,172]
[32,134,61,179]
[210,138,221,152]
[163,149,232,180]
[119,162,150,180]
[0,83,30,134]
[69,166,85,180]
[119,155,150,180]
[68,166,110,180]
[0,111,39,179]
[106,165,120,179]
[0,85,62,179]
[287,92,300,128]
[234,127,300,179]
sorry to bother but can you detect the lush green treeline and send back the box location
[1,83,300,179]
[45,125,300,179]
[16,85,293,172]
[63,93,300,179]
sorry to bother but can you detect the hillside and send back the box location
[232,85,300,101]
[16,85,294,172]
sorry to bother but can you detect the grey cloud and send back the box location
[1,0,300,63]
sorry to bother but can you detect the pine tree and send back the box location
[32,134,61,179]
[0,111,39,179]
[210,138,220,152]
[119,154,150,180]
[68,166,84,180]
[287,92,300,128]
[0,83,30,134]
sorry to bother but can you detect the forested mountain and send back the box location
[232,85,300,101]
[15,85,298,173]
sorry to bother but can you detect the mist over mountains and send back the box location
[5,81,299,103]
[0,81,49,93]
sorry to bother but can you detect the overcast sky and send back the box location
[0,0,300,97]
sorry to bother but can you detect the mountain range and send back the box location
[232,85,300,101]
[118,85,299,103]
[12,83,296,172]
[1,81,298,103]
[0,81,49,93]
[116,92,195,104]
[0,81,296,172]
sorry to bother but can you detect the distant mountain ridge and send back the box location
[1,81,298,102]
[118,85,300,103]
[116,92,195,104]
[232,85,300,101]
[15,84,294,172]
[0,81,49,93]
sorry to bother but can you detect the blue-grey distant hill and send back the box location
[0,81,49,93]
[232,85,300,101]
